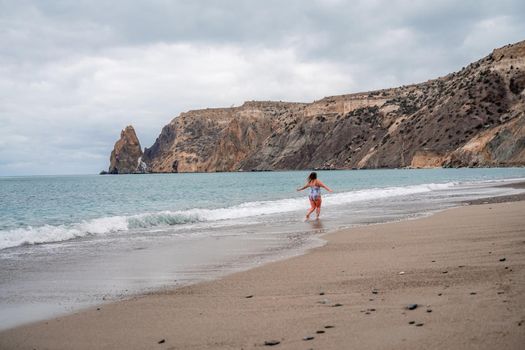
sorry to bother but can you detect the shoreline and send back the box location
[1,188,524,349]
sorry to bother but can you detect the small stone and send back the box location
[245,295,254,298]
[316,330,325,334]
[458,265,465,268]
[372,288,378,294]
[505,267,509,269]
[324,325,335,329]
[438,293,442,296]
[406,304,418,310]
[470,292,477,295]
[426,309,432,313]
[96,308,100,311]
[415,323,424,327]
[158,339,165,344]
[442,271,448,274]
[332,303,343,307]
[264,340,280,346]
[499,258,506,262]
[398,271,405,275]
[368,308,376,311]
[408,321,415,325]
[497,291,504,295]
[365,311,371,315]
[319,292,325,295]
[303,336,314,341]
[431,260,436,262]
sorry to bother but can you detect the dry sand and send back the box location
[1,201,524,349]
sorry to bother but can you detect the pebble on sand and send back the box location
[415,323,424,327]
[332,303,343,307]
[406,304,418,310]
[324,325,335,329]
[158,339,165,344]
[303,336,314,341]
[499,258,506,262]
[408,321,415,325]
[316,330,325,334]
[264,340,280,346]
[372,288,379,294]
[245,295,254,299]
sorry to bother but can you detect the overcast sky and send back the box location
[0,0,524,175]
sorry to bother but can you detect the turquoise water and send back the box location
[1,168,525,330]
[1,168,525,249]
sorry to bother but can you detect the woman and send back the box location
[297,172,333,220]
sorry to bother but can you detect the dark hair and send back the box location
[308,172,317,182]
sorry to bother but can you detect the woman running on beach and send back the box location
[297,172,333,220]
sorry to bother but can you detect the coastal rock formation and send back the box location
[110,40,525,173]
[108,126,147,174]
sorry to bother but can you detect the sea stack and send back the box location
[108,125,147,174]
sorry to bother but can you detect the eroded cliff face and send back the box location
[108,126,146,174]
[112,40,525,173]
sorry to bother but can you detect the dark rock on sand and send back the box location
[264,340,280,346]
[316,330,325,334]
[406,304,418,310]
[409,321,416,325]
[426,309,432,313]
[499,257,507,262]
[245,295,254,298]
[324,325,335,329]
[332,303,343,307]
[416,323,424,327]
[303,336,315,341]
[158,339,165,344]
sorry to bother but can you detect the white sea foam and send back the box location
[0,182,459,250]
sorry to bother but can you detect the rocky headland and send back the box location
[107,40,525,174]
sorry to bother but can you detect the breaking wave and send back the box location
[0,182,457,250]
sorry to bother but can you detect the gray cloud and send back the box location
[0,0,524,175]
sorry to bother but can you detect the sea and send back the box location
[1,168,525,330]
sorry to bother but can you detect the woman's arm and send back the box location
[318,180,333,192]
[296,183,309,191]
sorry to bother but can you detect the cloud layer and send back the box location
[1,0,524,175]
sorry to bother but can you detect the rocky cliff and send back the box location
[110,40,525,173]
[108,126,147,174]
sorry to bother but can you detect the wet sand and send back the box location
[1,200,524,349]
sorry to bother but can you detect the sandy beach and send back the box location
[1,198,524,349]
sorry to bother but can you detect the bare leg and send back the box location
[315,197,322,219]
[306,199,316,219]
